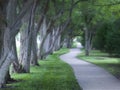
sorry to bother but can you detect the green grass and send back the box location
[4,48,81,90]
[77,50,120,79]
[72,42,77,48]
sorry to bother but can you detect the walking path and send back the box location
[60,48,120,90]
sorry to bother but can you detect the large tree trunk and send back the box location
[0,29,5,88]
[6,38,18,81]
[39,23,54,59]
[19,0,37,73]
[55,35,61,50]
[30,28,39,66]
[19,28,31,73]
[7,0,19,73]
[10,0,38,73]
[51,27,61,51]
[0,0,15,87]
[0,28,15,88]
[0,0,36,87]
[54,27,62,50]
[12,38,20,73]
[6,0,19,78]
[43,33,52,57]
[66,36,73,48]
[0,30,4,59]
[42,27,62,56]
[85,27,90,56]
[38,18,49,59]
[39,33,49,59]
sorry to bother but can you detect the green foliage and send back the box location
[5,48,81,90]
[77,50,120,79]
[79,1,96,25]
[76,36,82,42]
[80,32,85,47]
[79,0,120,50]
[105,28,120,56]
[93,20,120,56]
[93,22,111,50]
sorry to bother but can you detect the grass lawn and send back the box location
[4,48,81,90]
[77,50,120,79]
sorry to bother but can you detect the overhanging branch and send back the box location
[94,2,120,7]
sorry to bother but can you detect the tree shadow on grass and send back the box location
[2,79,24,89]
[108,63,120,80]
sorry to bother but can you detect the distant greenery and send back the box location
[4,48,81,90]
[77,50,120,79]
[93,21,120,56]
[72,41,77,48]
[78,0,120,56]
[72,37,82,48]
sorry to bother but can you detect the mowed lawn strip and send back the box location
[4,48,81,90]
[77,50,120,79]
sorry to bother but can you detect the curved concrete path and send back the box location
[60,48,120,90]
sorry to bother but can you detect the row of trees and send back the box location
[1,0,120,88]
[79,0,120,56]
[0,0,81,88]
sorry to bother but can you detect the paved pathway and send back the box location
[60,48,120,90]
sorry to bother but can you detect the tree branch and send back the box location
[10,0,33,36]
[36,0,49,32]
[94,2,120,7]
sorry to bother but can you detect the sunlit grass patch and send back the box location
[4,48,81,90]
[77,50,120,79]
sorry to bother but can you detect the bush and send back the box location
[104,19,120,56]
[93,22,111,50]
[105,29,120,56]
[93,20,120,56]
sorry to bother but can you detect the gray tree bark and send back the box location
[0,28,15,88]
[19,27,31,73]
[19,0,37,73]
[38,18,51,59]
[7,0,19,75]
[0,0,36,87]
[0,0,15,88]
[85,27,90,56]
[30,27,39,66]
[12,38,20,73]
[43,18,71,56]
[0,30,4,59]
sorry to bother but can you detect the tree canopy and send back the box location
[0,0,120,88]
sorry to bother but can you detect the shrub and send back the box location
[104,19,120,56]
[93,22,111,51]
[93,20,120,56]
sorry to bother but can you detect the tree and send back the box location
[79,1,96,56]
[19,0,38,73]
[0,0,35,87]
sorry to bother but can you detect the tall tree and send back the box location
[0,0,34,87]
[19,0,38,73]
[79,1,96,56]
